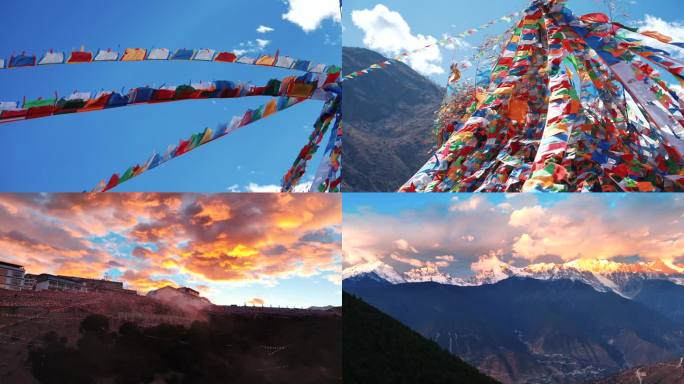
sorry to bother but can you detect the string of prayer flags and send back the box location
[281,84,341,192]
[0,72,339,124]
[1,38,343,193]
[93,96,308,192]
[0,46,336,74]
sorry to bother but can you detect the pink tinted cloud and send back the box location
[247,297,265,306]
[0,193,341,292]
[343,195,684,277]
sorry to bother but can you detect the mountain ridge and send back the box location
[342,46,445,192]
[344,258,684,298]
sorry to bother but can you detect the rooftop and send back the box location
[0,260,24,270]
[36,273,83,285]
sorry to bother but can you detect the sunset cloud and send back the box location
[343,195,684,278]
[0,193,342,302]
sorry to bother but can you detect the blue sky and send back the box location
[0,0,341,192]
[343,0,684,84]
[343,193,684,278]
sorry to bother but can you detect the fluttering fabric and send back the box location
[398,0,684,192]
[308,114,342,192]
[1,47,337,74]
[92,96,307,192]
[281,83,342,192]
[0,71,340,123]
[1,42,343,192]
[90,70,342,192]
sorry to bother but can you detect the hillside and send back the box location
[592,359,684,383]
[343,292,500,384]
[342,46,445,192]
[344,276,684,384]
[0,289,341,384]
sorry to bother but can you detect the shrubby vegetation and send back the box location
[29,313,341,384]
[343,292,500,384]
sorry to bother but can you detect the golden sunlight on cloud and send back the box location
[0,193,341,293]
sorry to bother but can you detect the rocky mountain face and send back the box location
[342,46,445,192]
[343,273,684,384]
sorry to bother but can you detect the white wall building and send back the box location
[34,274,86,293]
[0,261,25,291]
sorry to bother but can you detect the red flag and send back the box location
[580,13,610,24]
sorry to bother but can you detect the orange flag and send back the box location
[507,98,528,121]
[262,99,278,117]
[121,48,147,61]
[641,30,673,44]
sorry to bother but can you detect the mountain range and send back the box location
[342,46,445,192]
[344,258,684,299]
[343,260,684,384]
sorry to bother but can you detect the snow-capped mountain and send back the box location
[505,258,684,298]
[468,262,527,286]
[404,265,467,285]
[343,258,684,298]
[342,261,405,284]
[462,258,684,297]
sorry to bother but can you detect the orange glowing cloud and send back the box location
[0,193,341,293]
[343,194,684,279]
[247,297,265,306]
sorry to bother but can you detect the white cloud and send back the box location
[508,205,545,227]
[636,15,684,59]
[471,250,505,274]
[433,255,455,268]
[394,238,418,253]
[351,4,466,76]
[390,252,424,267]
[282,0,341,32]
[245,183,281,192]
[497,202,513,211]
[257,25,274,33]
[233,39,271,56]
[255,39,271,48]
[451,195,485,212]
[441,33,470,51]
[325,273,342,285]
[239,181,312,193]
